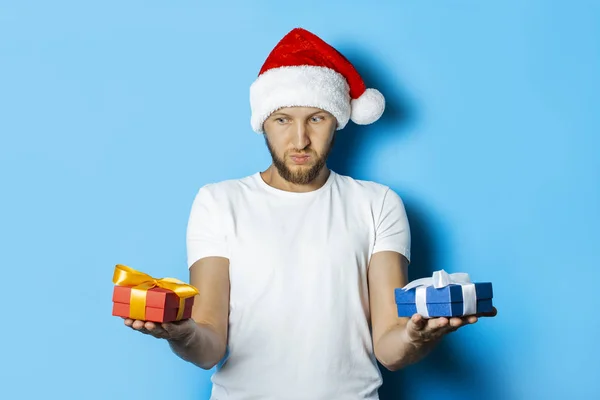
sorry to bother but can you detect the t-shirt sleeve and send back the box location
[186,185,229,268]
[372,187,411,263]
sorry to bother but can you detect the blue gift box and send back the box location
[395,282,494,317]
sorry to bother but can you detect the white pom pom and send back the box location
[350,88,385,125]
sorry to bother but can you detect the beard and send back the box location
[264,134,336,185]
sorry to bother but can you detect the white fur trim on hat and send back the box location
[350,88,385,125]
[250,66,351,134]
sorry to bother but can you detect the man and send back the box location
[123,28,496,399]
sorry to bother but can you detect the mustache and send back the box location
[286,149,315,156]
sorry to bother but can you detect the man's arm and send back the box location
[368,251,486,371]
[167,256,230,369]
[368,250,423,371]
[126,256,230,370]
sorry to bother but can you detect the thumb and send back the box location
[161,322,181,335]
[410,313,427,331]
[161,319,192,341]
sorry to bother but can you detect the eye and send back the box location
[275,117,289,124]
[310,115,325,123]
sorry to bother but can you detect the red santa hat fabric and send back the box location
[250,28,385,133]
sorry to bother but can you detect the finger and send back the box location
[161,322,180,336]
[442,315,478,335]
[405,318,425,343]
[123,318,134,327]
[131,319,146,330]
[144,321,158,331]
[159,323,184,340]
[145,321,168,335]
[427,317,449,331]
[416,318,450,341]
[437,318,466,338]
[423,317,449,335]
[145,322,171,338]
[163,320,196,341]
[410,314,427,331]
[449,317,465,328]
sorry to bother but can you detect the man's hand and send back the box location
[123,317,196,343]
[404,307,498,346]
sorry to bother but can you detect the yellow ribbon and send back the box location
[112,264,199,321]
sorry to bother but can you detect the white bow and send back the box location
[401,269,477,318]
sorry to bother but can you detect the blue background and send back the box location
[2,1,599,399]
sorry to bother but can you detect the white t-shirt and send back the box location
[186,170,411,400]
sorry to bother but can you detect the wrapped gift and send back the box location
[111,264,198,323]
[395,270,493,318]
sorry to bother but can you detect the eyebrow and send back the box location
[270,110,326,118]
[270,112,290,118]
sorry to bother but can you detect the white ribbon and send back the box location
[402,269,477,318]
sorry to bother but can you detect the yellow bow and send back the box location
[112,264,199,321]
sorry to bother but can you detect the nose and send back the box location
[292,121,311,150]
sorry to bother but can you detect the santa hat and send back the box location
[250,28,385,134]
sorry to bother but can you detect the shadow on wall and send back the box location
[327,45,504,400]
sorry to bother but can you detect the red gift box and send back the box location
[112,285,194,323]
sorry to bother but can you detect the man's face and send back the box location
[263,107,337,185]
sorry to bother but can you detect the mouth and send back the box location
[290,154,311,164]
